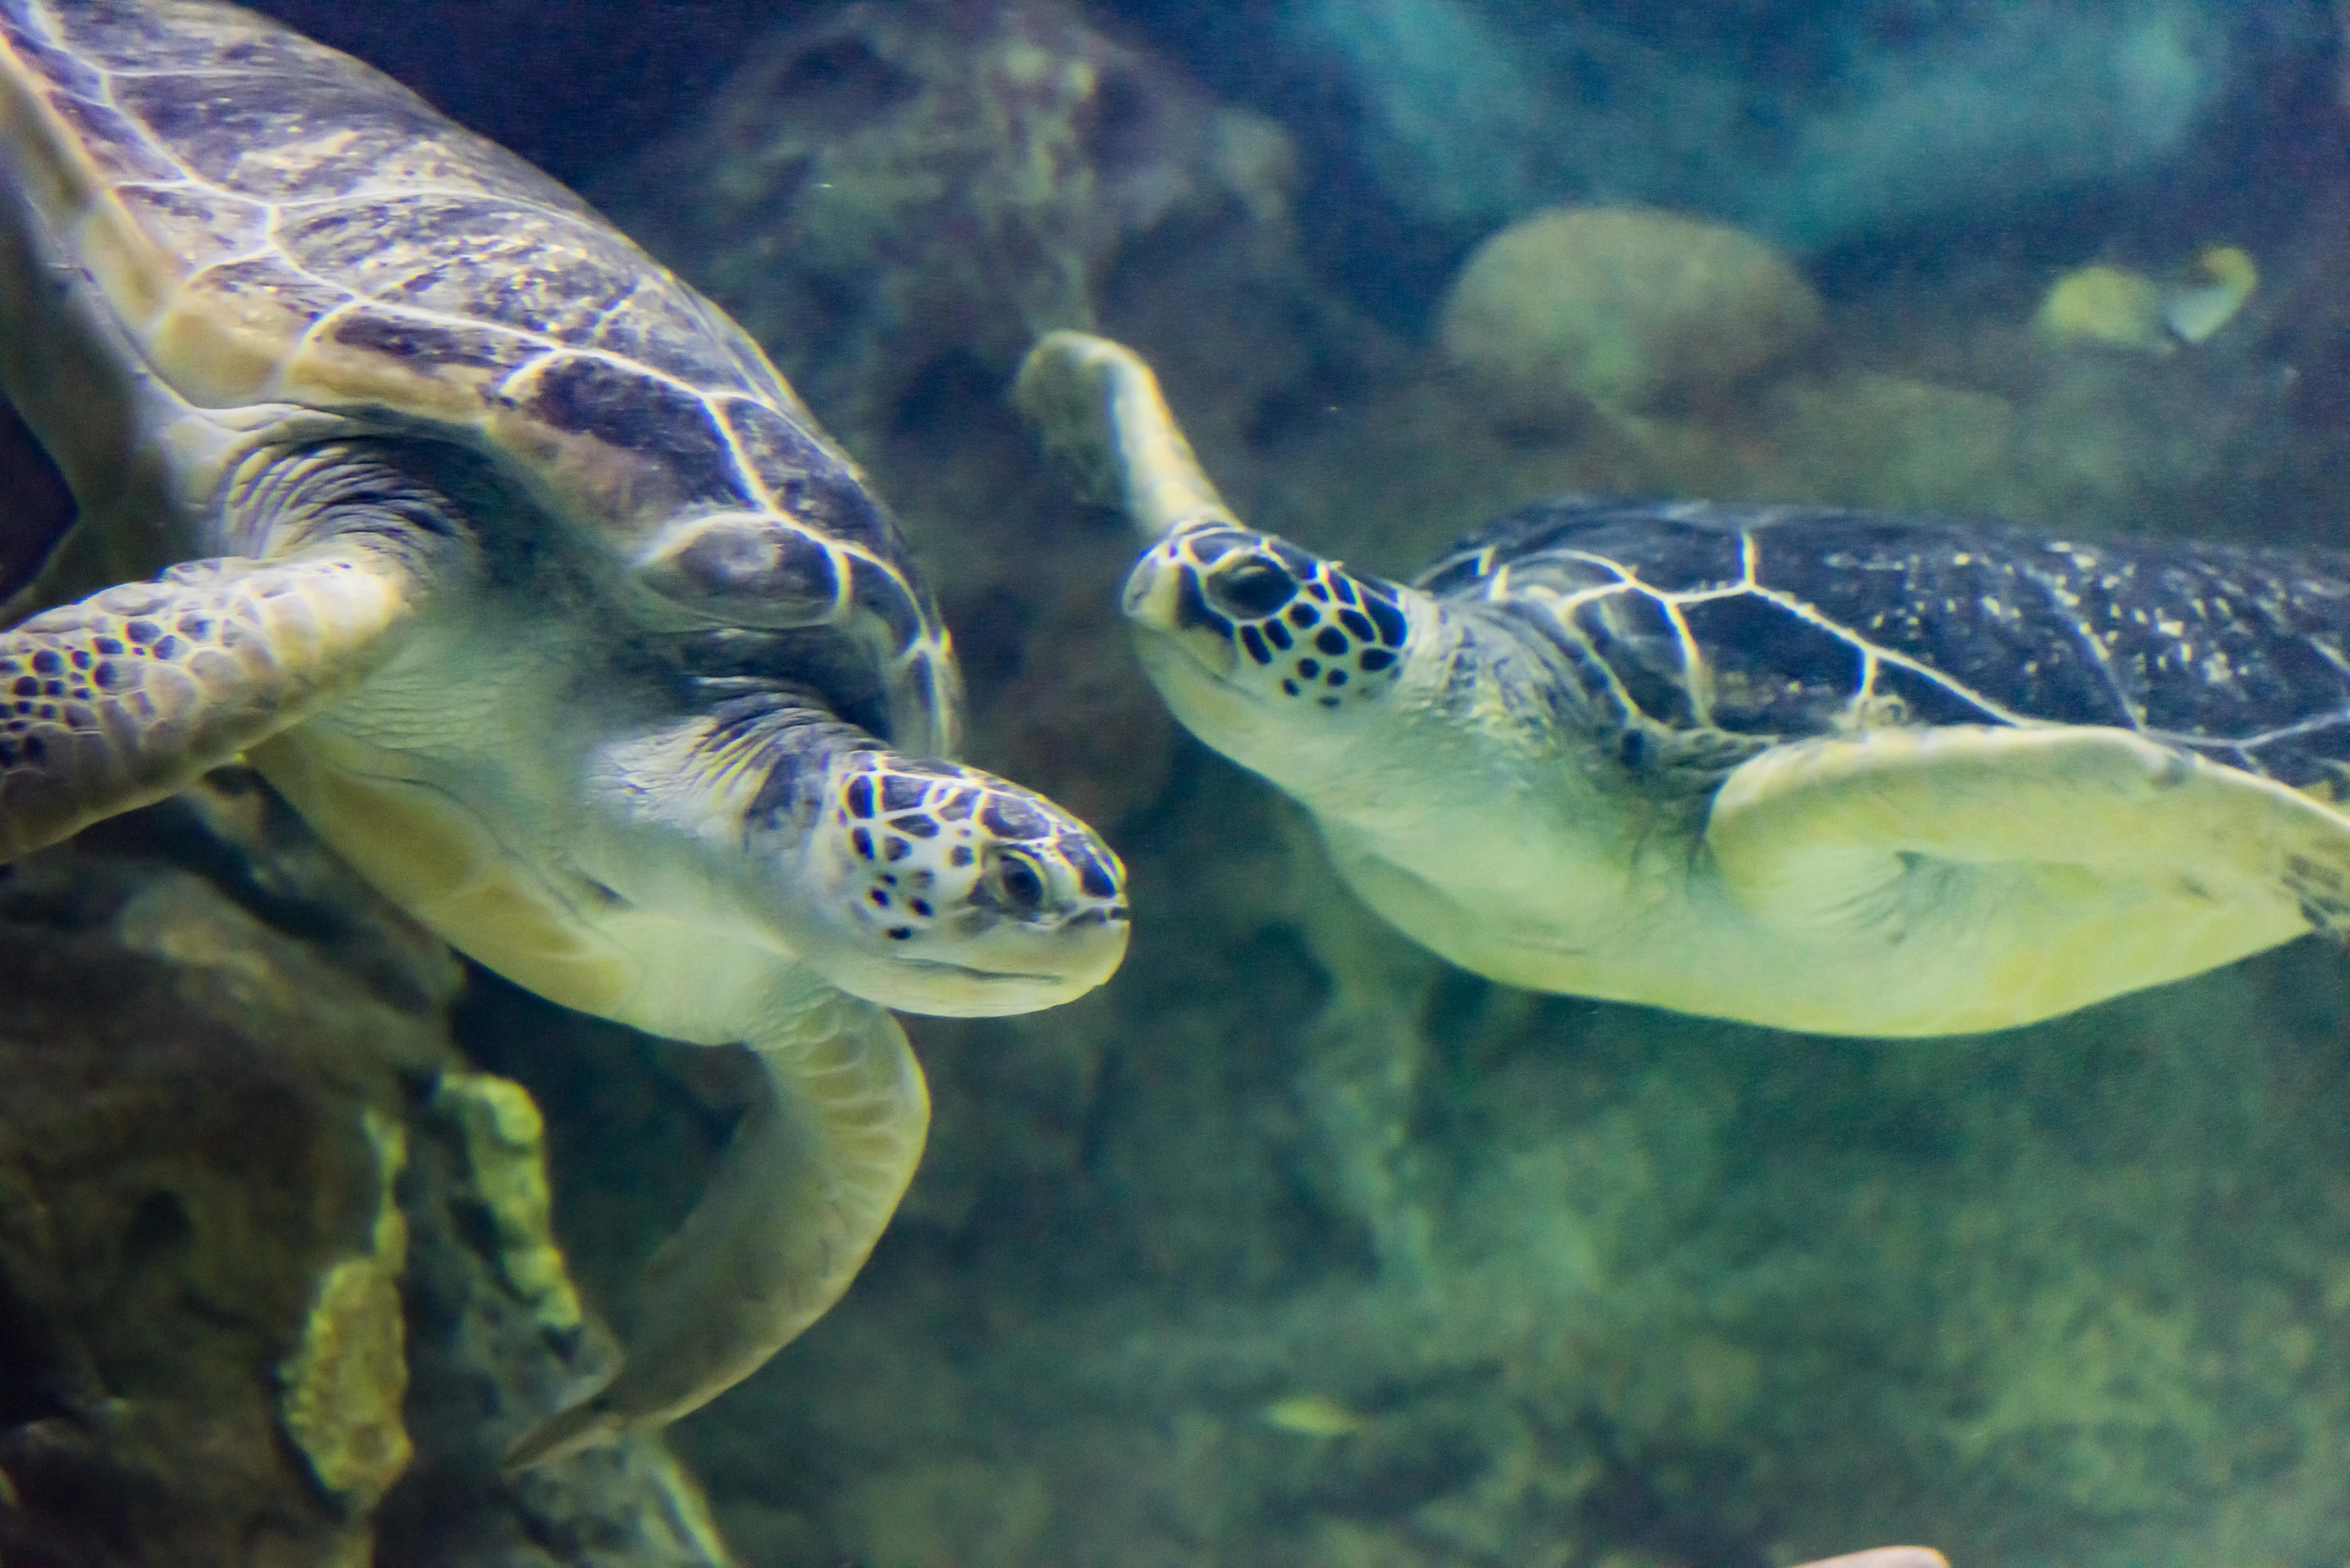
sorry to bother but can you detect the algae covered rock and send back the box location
[0,778,738,1565]
[381,1069,736,1568]
[277,1109,413,1514]
[431,1073,584,1339]
[1438,205,1823,425]
[0,782,451,1565]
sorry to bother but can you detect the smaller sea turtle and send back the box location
[0,0,1127,1468]
[1019,330,2350,1037]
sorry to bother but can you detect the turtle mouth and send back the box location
[886,940,1126,1016]
[1159,622,1246,679]
[1126,560,1241,669]
[1134,625,1277,728]
[904,959,1063,985]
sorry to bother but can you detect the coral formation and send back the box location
[1437,205,1823,424]
[277,1110,412,1513]
[433,1073,584,1337]
[384,1063,737,1567]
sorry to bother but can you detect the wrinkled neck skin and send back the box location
[580,695,921,1011]
[1140,589,1652,969]
[583,694,872,974]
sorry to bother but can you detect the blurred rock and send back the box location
[1438,205,1823,426]
[1755,373,2021,513]
[603,0,1301,456]
[2032,263,2177,353]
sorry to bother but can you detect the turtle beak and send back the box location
[1123,547,1240,677]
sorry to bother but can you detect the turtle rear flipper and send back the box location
[0,542,423,860]
[505,1000,929,1471]
[1705,724,2350,1027]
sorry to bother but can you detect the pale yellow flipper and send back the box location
[0,544,421,861]
[1706,724,2350,1026]
[1015,330,1241,543]
[1711,724,2350,919]
[504,999,930,1471]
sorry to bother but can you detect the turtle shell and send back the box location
[1420,496,2350,795]
[0,0,955,753]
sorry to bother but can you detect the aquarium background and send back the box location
[10,0,2350,1563]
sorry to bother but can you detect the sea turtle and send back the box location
[0,0,1130,1467]
[1019,330,2350,1038]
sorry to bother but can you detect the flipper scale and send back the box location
[0,543,417,859]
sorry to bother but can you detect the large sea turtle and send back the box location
[1019,330,2350,1037]
[0,0,1130,1467]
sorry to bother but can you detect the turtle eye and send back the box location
[988,847,1049,916]
[1209,556,1296,618]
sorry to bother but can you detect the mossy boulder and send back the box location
[1439,205,1823,426]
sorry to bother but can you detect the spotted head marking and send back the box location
[814,752,1129,1016]
[1123,524,1414,713]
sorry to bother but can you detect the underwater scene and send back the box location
[4,0,2350,1563]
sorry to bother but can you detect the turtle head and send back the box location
[1123,524,1422,772]
[799,753,1129,1016]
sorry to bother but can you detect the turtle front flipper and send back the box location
[1705,724,2350,1032]
[1015,330,1243,542]
[0,543,423,860]
[504,999,929,1471]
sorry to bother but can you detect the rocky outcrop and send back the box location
[0,775,734,1567]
